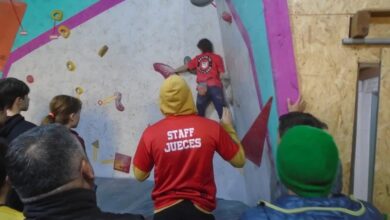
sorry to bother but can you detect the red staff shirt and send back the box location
[133,114,239,212]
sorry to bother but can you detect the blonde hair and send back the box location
[42,95,82,125]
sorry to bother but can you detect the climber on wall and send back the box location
[173,38,227,119]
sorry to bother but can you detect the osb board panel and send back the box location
[374,49,390,213]
[288,0,390,15]
[369,17,390,38]
[289,0,390,213]
[289,13,383,194]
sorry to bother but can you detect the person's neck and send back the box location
[7,108,20,117]
[0,184,10,205]
[22,178,92,203]
[287,190,297,196]
[0,195,5,205]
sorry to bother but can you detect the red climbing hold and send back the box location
[26,75,34,83]
[222,11,232,24]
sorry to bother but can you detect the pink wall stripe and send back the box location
[263,0,299,115]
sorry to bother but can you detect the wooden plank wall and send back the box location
[287,0,390,213]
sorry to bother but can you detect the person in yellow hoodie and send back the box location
[133,75,245,220]
[0,139,24,220]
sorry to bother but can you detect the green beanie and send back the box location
[277,126,339,198]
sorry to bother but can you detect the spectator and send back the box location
[0,139,23,220]
[240,126,384,220]
[0,77,36,142]
[41,95,86,150]
[6,124,145,220]
[0,77,36,211]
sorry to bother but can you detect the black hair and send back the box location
[0,96,5,110]
[6,124,85,198]
[0,77,30,109]
[0,139,7,187]
[197,38,214,53]
[278,112,328,137]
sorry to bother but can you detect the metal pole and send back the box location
[342,38,390,45]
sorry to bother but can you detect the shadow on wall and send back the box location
[78,107,118,176]
[95,177,249,220]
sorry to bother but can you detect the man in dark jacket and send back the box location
[6,124,144,220]
[0,77,36,211]
[0,97,7,126]
[0,77,36,143]
[240,126,383,220]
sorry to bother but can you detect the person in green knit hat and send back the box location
[240,126,384,220]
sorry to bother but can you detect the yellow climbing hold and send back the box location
[58,25,71,38]
[98,45,109,57]
[50,10,63,21]
[66,61,76,71]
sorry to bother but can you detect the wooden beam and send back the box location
[350,9,390,39]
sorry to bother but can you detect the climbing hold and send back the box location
[114,92,125,112]
[26,75,34,83]
[153,63,175,78]
[183,56,196,74]
[97,94,116,106]
[50,10,63,21]
[98,45,109,57]
[75,87,84,95]
[97,92,125,112]
[49,35,59,40]
[190,0,214,7]
[75,87,84,99]
[114,153,132,173]
[58,25,71,38]
[222,11,232,24]
[66,61,76,71]
[19,30,28,35]
[184,56,191,64]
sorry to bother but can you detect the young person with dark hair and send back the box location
[174,38,226,118]
[41,95,85,150]
[0,97,7,127]
[279,99,342,195]
[278,111,328,137]
[0,139,23,220]
[0,77,36,142]
[240,126,383,220]
[0,77,36,211]
[133,75,245,220]
[6,124,144,220]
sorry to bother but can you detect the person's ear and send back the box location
[69,113,76,122]
[5,176,11,185]
[80,159,95,181]
[14,97,23,106]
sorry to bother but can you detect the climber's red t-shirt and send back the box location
[187,52,225,87]
[133,114,239,212]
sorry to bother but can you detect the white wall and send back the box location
[8,0,273,206]
[8,0,224,178]
[214,0,273,205]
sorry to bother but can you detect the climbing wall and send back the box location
[214,0,299,205]
[5,0,224,178]
[5,0,301,207]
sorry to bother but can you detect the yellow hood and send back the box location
[159,75,197,116]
